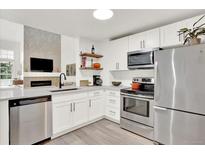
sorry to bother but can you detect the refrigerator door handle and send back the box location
[154,61,160,101]
[154,106,167,111]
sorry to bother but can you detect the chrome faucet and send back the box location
[59,73,67,88]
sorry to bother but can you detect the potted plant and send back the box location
[178,15,205,45]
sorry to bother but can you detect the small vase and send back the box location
[190,37,201,45]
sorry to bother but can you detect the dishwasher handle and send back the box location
[9,95,52,107]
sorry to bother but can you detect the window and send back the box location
[0,49,14,86]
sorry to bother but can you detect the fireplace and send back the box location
[31,80,52,87]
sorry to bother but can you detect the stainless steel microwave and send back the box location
[127,50,156,69]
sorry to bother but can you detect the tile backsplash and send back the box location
[24,26,61,72]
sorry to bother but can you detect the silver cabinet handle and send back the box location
[154,106,167,111]
[70,103,72,112]
[116,62,119,70]
[140,40,142,49]
[89,100,91,107]
[73,103,75,112]
[143,40,145,48]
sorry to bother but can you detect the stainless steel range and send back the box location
[120,77,154,140]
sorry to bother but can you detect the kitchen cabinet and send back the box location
[129,32,144,51]
[53,101,73,134]
[89,97,104,121]
[128,28,160,51]
[52,93,89,135]
[160,20,187,47]
[109,37,129,71]
[52,90,106,136]
[72,99,89,127]
[0,100,9,145]
[105,90,121,123]
[145,28,160,49]
[105,107,120,122]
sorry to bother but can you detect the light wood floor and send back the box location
[41,119,153,145]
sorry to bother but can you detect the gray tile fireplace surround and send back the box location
[24,26,61,72]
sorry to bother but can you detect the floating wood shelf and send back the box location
[79,67,103,70]
[80,52,103,58]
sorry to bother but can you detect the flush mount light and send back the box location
[93,9,113,20]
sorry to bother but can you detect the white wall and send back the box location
[61,35,78,83]
[76,38,103,86]
[0,19,24,80]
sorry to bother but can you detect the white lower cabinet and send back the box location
[72,99,89,127]
[89,97,104,121]
[52,91,108,136]
[105,90,121,123]
[53,101,73,134]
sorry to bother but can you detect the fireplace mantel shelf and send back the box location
[24,72,61,78]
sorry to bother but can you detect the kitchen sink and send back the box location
[50,88,79,93]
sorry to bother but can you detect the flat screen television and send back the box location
[30,57,53,72]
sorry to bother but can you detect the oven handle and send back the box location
[121,93,153,101]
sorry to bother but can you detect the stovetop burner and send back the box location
[120,88,154,97]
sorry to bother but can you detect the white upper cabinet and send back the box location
[144,28,160,49]
[128,32,144,51]
[109,37,129,71]
[160,20,187,47]
[128,28,160,51]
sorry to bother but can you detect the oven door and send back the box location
[127,51,154,69]
[120,93,154,127]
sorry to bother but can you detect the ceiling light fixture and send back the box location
[93,9,113,20]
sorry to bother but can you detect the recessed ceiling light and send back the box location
[93,9,113,20]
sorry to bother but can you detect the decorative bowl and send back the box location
[112,81,122,86]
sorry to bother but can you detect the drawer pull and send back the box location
[110,92,115,95]
[109,110,116,115]
[93,92,101,96]
[109,99,116,104]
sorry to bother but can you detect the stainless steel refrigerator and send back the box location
[154,44,205,145]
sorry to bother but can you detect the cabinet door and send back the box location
[144,28,160,48]
[53,101,73,134]
[109,37,129,70]
[160,21,187,47]
[128,33,143,51]
[89,97,104,121]
[73,99,89,127]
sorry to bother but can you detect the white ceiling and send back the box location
[0,9,205,41]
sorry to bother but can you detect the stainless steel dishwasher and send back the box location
[9,95,52,145]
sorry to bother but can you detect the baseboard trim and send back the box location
[52,116,104,139]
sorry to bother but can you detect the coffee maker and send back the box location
[93,75,103,86]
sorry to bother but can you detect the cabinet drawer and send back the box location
[106,90,120,97]
[52,93,88,103]
[88,90,104,97]
[105,107,120,121]
[106,97,120,109]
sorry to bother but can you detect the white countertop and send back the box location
[0,85,127,101]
